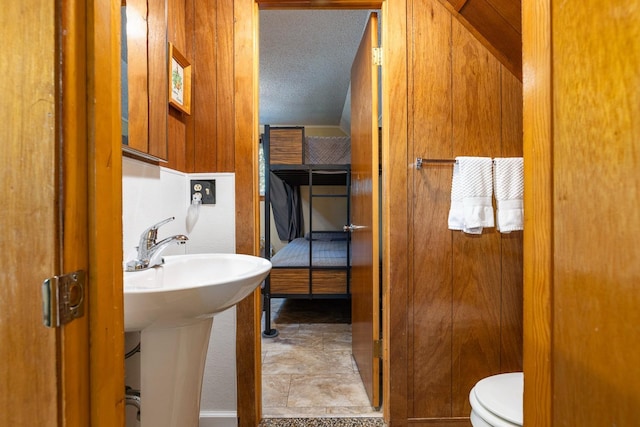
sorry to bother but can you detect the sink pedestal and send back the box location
[124,253,272,426]
[140,318,213,427]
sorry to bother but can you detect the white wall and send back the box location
[122,157,238,427]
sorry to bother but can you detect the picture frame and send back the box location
[168,43,192,115]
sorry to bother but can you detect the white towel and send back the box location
[493,157,524,233]
[458,156,494,234]
[447,161,465,231]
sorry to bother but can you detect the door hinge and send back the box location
[374,339,383,359]
[372,47,382,66]
[42,270,86,328]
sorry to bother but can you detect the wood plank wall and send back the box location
[440,0,522,80]
[143,0,235,172]
[408,0,523,423]
[550,1,640,425]
[148,0,168,158]
[166,0,190,171]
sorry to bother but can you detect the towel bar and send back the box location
[415,157,457,169]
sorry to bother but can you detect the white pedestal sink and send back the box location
[124,253,271,427]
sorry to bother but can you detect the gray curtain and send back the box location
[269,172,303,241]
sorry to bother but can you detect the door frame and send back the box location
[235,2,408,426]
[86,0,127,424]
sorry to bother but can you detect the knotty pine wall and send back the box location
[407,0,523,423]
[148,0,236,173]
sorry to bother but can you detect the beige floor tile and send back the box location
[262,374,291,408]
[263,350,354,375]
[287,373,371,408]
[261,298,380,419]
[323,330,352,352]
[263,327,324,352]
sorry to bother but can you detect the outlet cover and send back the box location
[191,179,216,205]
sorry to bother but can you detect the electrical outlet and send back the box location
[191,180,216,204]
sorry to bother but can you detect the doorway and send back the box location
[258,8,382,419]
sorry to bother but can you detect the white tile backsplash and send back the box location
[122,159,189,264]
[185,173,236,254]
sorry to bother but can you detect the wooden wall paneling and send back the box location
[450,17,502,416]
[216,0,236,171]
[521,0,552,424]
[193,0,218,172]
[484,0,521,32]
[446,0,468,11]
[166,0,189,171]
[148,0,168,159]
[168,109,188,171]
[382,0,410,424]
[185,0,195,172]
[552,0,640,425]
[183,0,196,173]
[168,0,187,52]
[499,70,523,373]
[499,230,523,371]
[500,71,523,157]
[126,0,150,153]
[235,0,261,426]
[458,0,521,81]
[409,0,454,418]
[436,0,521,81]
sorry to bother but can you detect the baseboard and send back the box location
[199,411,238,427]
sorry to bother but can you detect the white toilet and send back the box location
[469,372,523,427]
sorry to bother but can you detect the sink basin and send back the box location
[123,253,271,427]
[124,253,271,331]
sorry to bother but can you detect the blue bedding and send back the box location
[270,237,348,267]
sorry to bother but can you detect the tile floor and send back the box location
[261,298,382,419]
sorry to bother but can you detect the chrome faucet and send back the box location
[125,217,189,271]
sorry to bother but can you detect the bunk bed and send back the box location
[262,125,351,337]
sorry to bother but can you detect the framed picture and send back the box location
[168,43,192,115]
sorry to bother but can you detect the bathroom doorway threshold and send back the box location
[259,418,386,427]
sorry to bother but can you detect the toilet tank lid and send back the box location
[474,372,523,425]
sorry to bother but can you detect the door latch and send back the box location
[42,270,86,328]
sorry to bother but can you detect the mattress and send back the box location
[270,237,349,267]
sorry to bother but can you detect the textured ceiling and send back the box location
[259,10,371,128]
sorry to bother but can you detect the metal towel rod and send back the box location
[415,157,457,170]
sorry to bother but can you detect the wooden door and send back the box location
[1,1,88,425]
[350,12,381,408]
[1,1,124,426]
